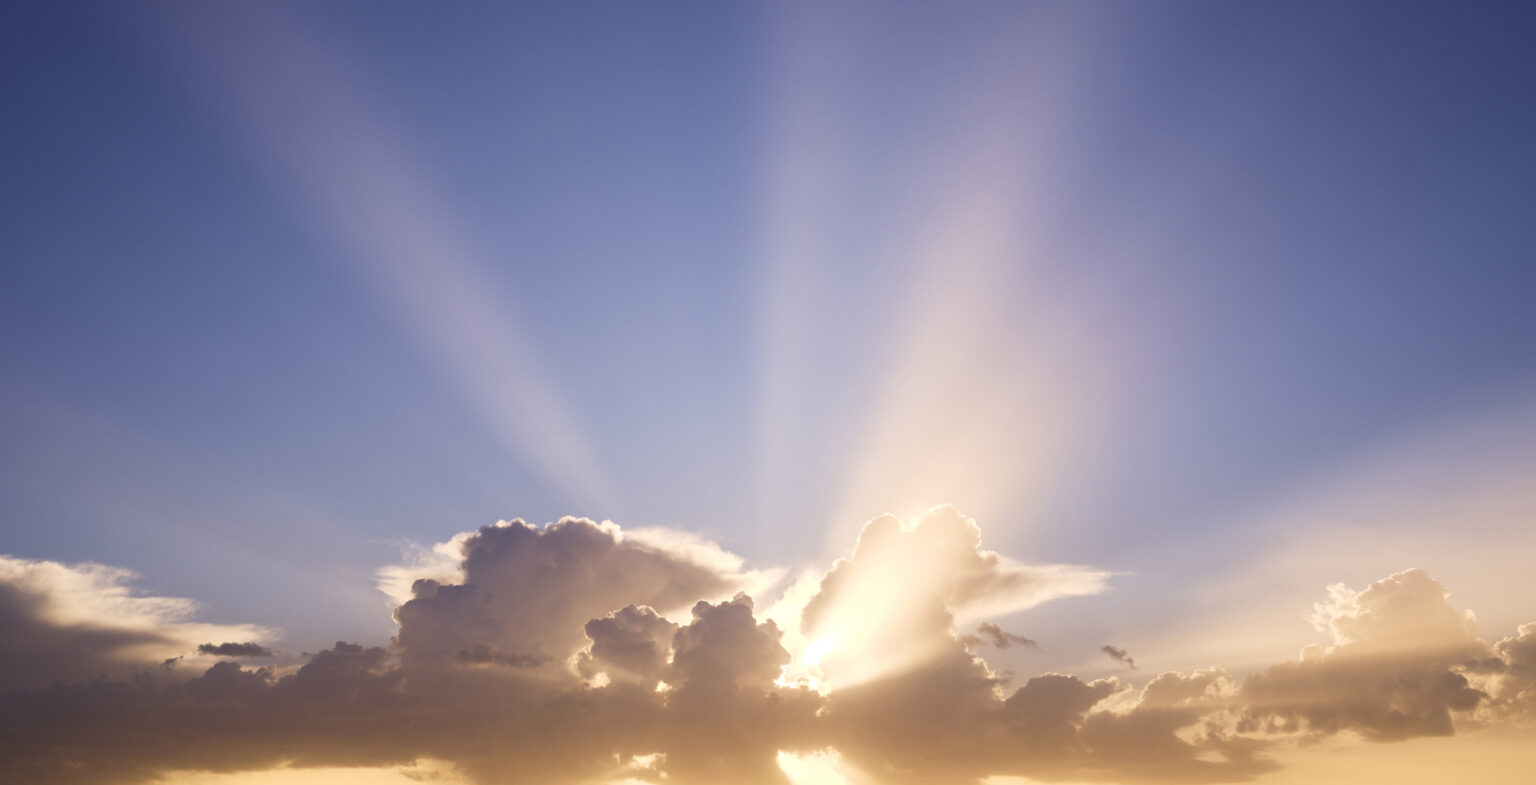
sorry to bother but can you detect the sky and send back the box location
[2,1,1535,783]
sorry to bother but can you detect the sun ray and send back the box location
[143,4,615,510]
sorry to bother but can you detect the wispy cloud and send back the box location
[1101,644,1137,670]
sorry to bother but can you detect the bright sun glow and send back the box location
[777,749,863,785]
[778,635,843,692]
[803,635,842,667]
[157,760,471,785]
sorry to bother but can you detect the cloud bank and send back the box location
[0,555,272,691]
[0,507,1531,785]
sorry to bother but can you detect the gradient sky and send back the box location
[2,2,1535,784]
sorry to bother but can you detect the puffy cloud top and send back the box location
[798,505,1108,688]
[393,517,751,668]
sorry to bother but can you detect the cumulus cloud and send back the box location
[1486,622,1536,718]
[661,594,821,784]
[1077,668,1272,783]
[1240,569,1490,740]
[575,604,678,687]
[391,517,766,669]
[795,505,1108,688]
[0,516,1532,785]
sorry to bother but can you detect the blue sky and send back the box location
[3,0,1535,668]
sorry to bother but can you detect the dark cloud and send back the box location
[454,644,547,669]
[662,594,821,784]
[796,508,1264,785]
[0,580,173,690]
[196,642,273,658]
[824,642,1008,784]
[963,622,1037,650]
[1004,672,1121,757]
[1102,644,1137,669]
[0,521,811,785]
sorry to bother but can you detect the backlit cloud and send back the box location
[1239,569,1491,740]
[0,555,272,690]
[391,517,763,670]
[0,516,1532,785]
[795,505,1109,689]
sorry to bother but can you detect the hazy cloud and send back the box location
[1239,569,1490,740]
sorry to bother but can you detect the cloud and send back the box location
[1077,668,1271,783]
[822,639,1008,783]
[0,555,272,690]
[0,517,814,785]
[1239,569,1490,740]
[962,623,1038,651]
[1003,672,1123,761]
[576,604,678,687]
[197,642,274,658]
[0,517,1532,785]
[391,517,764,669]
[1102,644,1137,669]
[795,505,1108,688]
[1486,622,1536,718]
[660,594,821,784]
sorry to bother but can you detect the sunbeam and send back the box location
[4,2,1534,784]
[141,4,614,510]
[752,4,1137,557]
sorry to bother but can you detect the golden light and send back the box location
[777,749,867,785]
[157,760,470,785]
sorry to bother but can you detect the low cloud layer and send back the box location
[0,556,271,690]
[0,508,1532,785]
